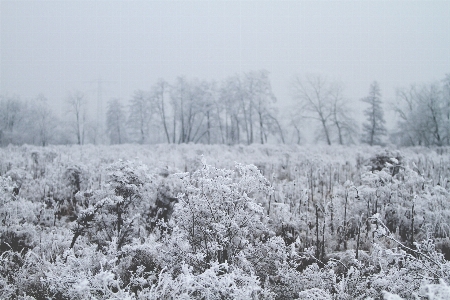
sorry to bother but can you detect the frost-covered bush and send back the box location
[115,239,164,296]
[70,160,157,250]
[171,160,271,269]
[340,220,450,299]
[142,161,277,298]
[144,170,184,231]
[0,176,44,253]
[42,245,125,300]
[0,249,49,299]
[418,280,450,299]
[298,288,332,300]
[147,262,266,300]
[0,175,16,202]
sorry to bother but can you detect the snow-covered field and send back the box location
[1,144,450,299]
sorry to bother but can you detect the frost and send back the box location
[1,145,450,299]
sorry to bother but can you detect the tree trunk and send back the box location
[321,118,331,145]
[259,111,264,144]
[207,110,211,144]
[160,87,171,143]
[180,96,185,143]
[356,215,362,259]
[410,200,415,248]
[315,204,320,259]
[343,190,348,250]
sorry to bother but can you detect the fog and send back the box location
[1,0,450,129]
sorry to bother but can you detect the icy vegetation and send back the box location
[1,144,450,299]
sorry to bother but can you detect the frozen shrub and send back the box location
[0,250,48,299]
[42,246,122,299]
[0,225,36,253]
[367,150,403,176]
[4,168,26,196]
[0,175,16,202]
[0,251,23,298]
[298,288,332,299]
[148,262,265,300]
[382,291,404,300]
[70,160,156,250]
[64,165,85,199]
[145,172,183,231]
[171,160,271,269]
[116,241,162,295]
[419,280,450,299]
[1,176,42,253]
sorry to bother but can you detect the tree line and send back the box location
[1,71,449,147]
[108,71,283,145]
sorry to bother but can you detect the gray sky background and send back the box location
[1,0,450,128]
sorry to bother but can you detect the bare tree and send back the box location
[442,74,450,145]
[31,94,57,146]
[170,77,188,143]
[218,71,282,145]
[393,85,422,146]
[66,91,87,145]
[361,81,386,146]
[330,85,358,145]
[419,84,443,146]
[128,90,152,144]
[289,112,303,145]
[151,79,171,143]
[266,110,286,144]
[106,98,127,144]
[170,77,212,144]
[0,95,18,144]
[194,80,219,144]
[212,82,226,144]
[244,70,279,144]
[393,82,445,146]
[291,75,334,145]
[241,74,254,144]
[0,95,27,145]
[220,75,243,144]
[188,80,210,143]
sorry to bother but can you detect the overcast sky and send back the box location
[1,0,450,124]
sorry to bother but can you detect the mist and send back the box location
[1,0,449,145]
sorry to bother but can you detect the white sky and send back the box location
[1,0,450,127]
